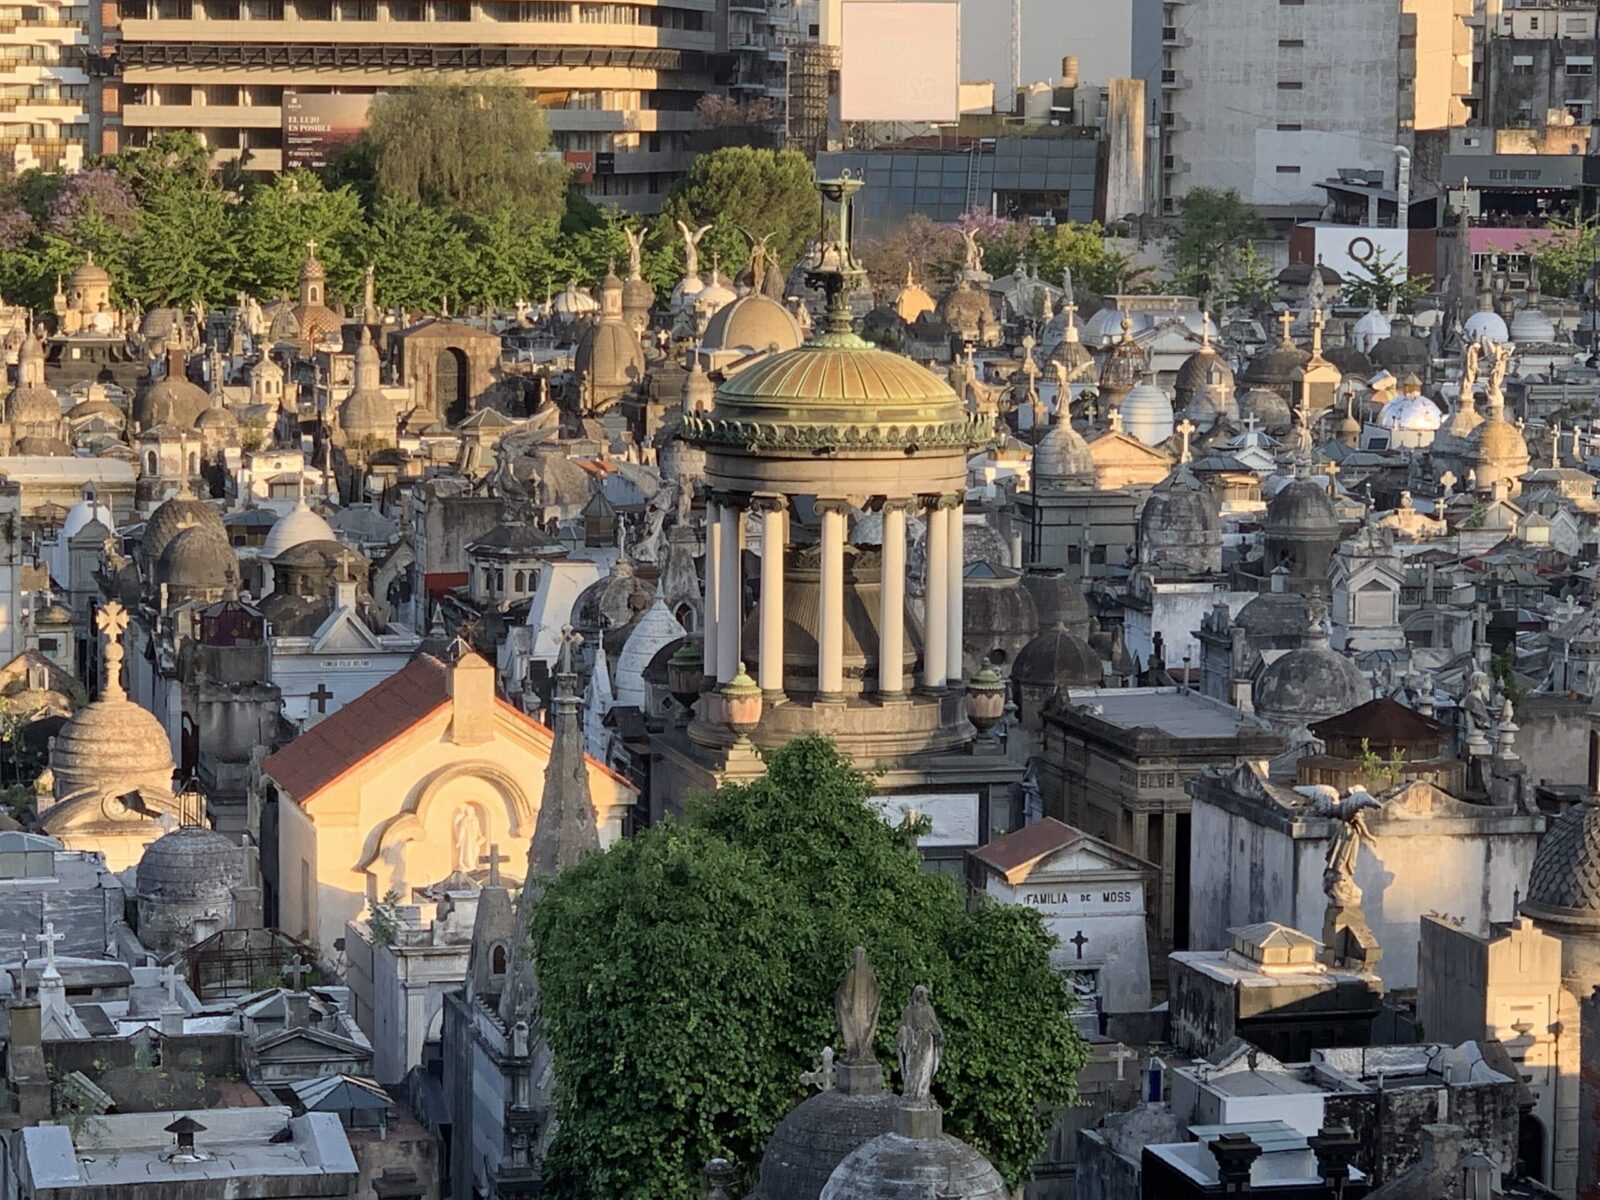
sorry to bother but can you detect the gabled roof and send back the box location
[1307,696,1448,746]
[969,817,1153,884]
[261,652,630,805]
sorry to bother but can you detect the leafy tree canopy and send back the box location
[1523,215,1600,300]
[361,75,568,221]
[1342,250,1430,314]
[236,170,364,299]
[532,737,1087,1200]
[661,146,819,272]
[1166,186,1266,301]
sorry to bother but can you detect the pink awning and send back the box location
[1468,227,1563,254]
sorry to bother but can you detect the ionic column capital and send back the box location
[925,492,964,512]
[707,489,749,511]
[878,496,918,515]
[814,497,853,517]
[748,493,789,517]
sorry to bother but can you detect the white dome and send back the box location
[554,284,599,320]
[62,496,114,540]
[262,501,336,559]
[1085,307,1150,346]
[1509,304,1555,343]
[1463,309,1509,344]
[1352,308,1392,353]
[615,597,686,709]
[1378,393,1442,432]
[696,272,737,314]
[1120,379,1175,446]
[671,274,707,309]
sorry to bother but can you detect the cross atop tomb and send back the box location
[36,922,61,975]
[480,844,508,887]
[1176,418,1195,464]
[284,955,310,992]
[95,601,129,700]
[1110,1041,1138,1082]
[800,1045,835,1092]
[1278,309,1294,344]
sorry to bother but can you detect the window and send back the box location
[1089,544,1108,566]
[1277,80,1303,91]
[492,945,507,974]
[1513,54,1534,76]
[1277,122,1302,131]
[1529,15,1539,30]
[1278,37,1303,47]
[1568,56,1594,76]
[514,569,525,591]
[38,637,57,654]
[1276,164,1302,174]
[1067,545,1082,565]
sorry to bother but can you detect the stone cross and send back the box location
[1069,930,1089,959]
[1176,418,1195,464]
[284,955,310,992]
[36,922,61,973]
[480,844,508,887]
[800,1045,835,1092]
[1110,1042,1138,1082]
[95,601,130,700]
[1278,309,1294,344]
[308,683,334,714]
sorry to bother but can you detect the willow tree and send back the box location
[363,76,568,221]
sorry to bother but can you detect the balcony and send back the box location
[123,100,278,126]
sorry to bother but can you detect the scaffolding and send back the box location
[787,41,837,156]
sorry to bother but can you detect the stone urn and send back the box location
[668,637,703,713]
[720,661,763,746]
[965,666,1006,746]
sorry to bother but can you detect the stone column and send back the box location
[944,494,964,688]
[717,497,742,685]
[816,499,848,701]
[754,495,787,699]
[878,500,909,700]
[703,498,721,681]
[924,499,949,690]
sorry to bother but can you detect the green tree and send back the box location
[1223,240,1275,311]
[532,737,1087,1200]
[128,179,238,307]
[112,131,217,203]
[1166,187,1266,301]
[661,146,819,271]
[1026,221,1151,298]
[361,76,568,221]
[236,170,364,300]
[1343,250,1430,314]
[360,194,470,312]
[1523,215,1600,299]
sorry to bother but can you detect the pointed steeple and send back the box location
[499,626,599,1022]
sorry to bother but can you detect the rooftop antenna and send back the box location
[1011,0,1023,98]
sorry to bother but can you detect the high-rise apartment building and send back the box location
[111,0,722,207]
[725,0,838,152]
[0,0,95,171]
[1160,0,1403,214]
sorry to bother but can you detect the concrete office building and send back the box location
[113,0,722,206]
[1160,0,1403,213]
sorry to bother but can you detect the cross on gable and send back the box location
[284,955,310,992]
[36,922,61,971]
[480,844,508,887]
[308,683,334,714]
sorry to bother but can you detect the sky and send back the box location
[957,0,1149,92]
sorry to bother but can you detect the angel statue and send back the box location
[959,226,984,275]
[676,221,713,281]
[835,946,881,1067]
[624,226,646,280]
[1462,337,1481,399]
[1488,341,1512,401]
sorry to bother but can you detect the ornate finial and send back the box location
[95,601,130,700]
[805,174,867,339]
[835,946,881,1066]
[800,1045,836,1092]
[556,624,582,680]
[895,985,943,1104]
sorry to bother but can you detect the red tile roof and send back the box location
[263,653,635,804]
[969,817,1084,877]
[263,655,452,803]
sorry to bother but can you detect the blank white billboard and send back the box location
[841,1,960,123]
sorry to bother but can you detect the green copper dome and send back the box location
[685,331,987,452]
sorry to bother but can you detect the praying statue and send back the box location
[453,806,484,874]
[895,985,944,1104]
[835,946,881,1065]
